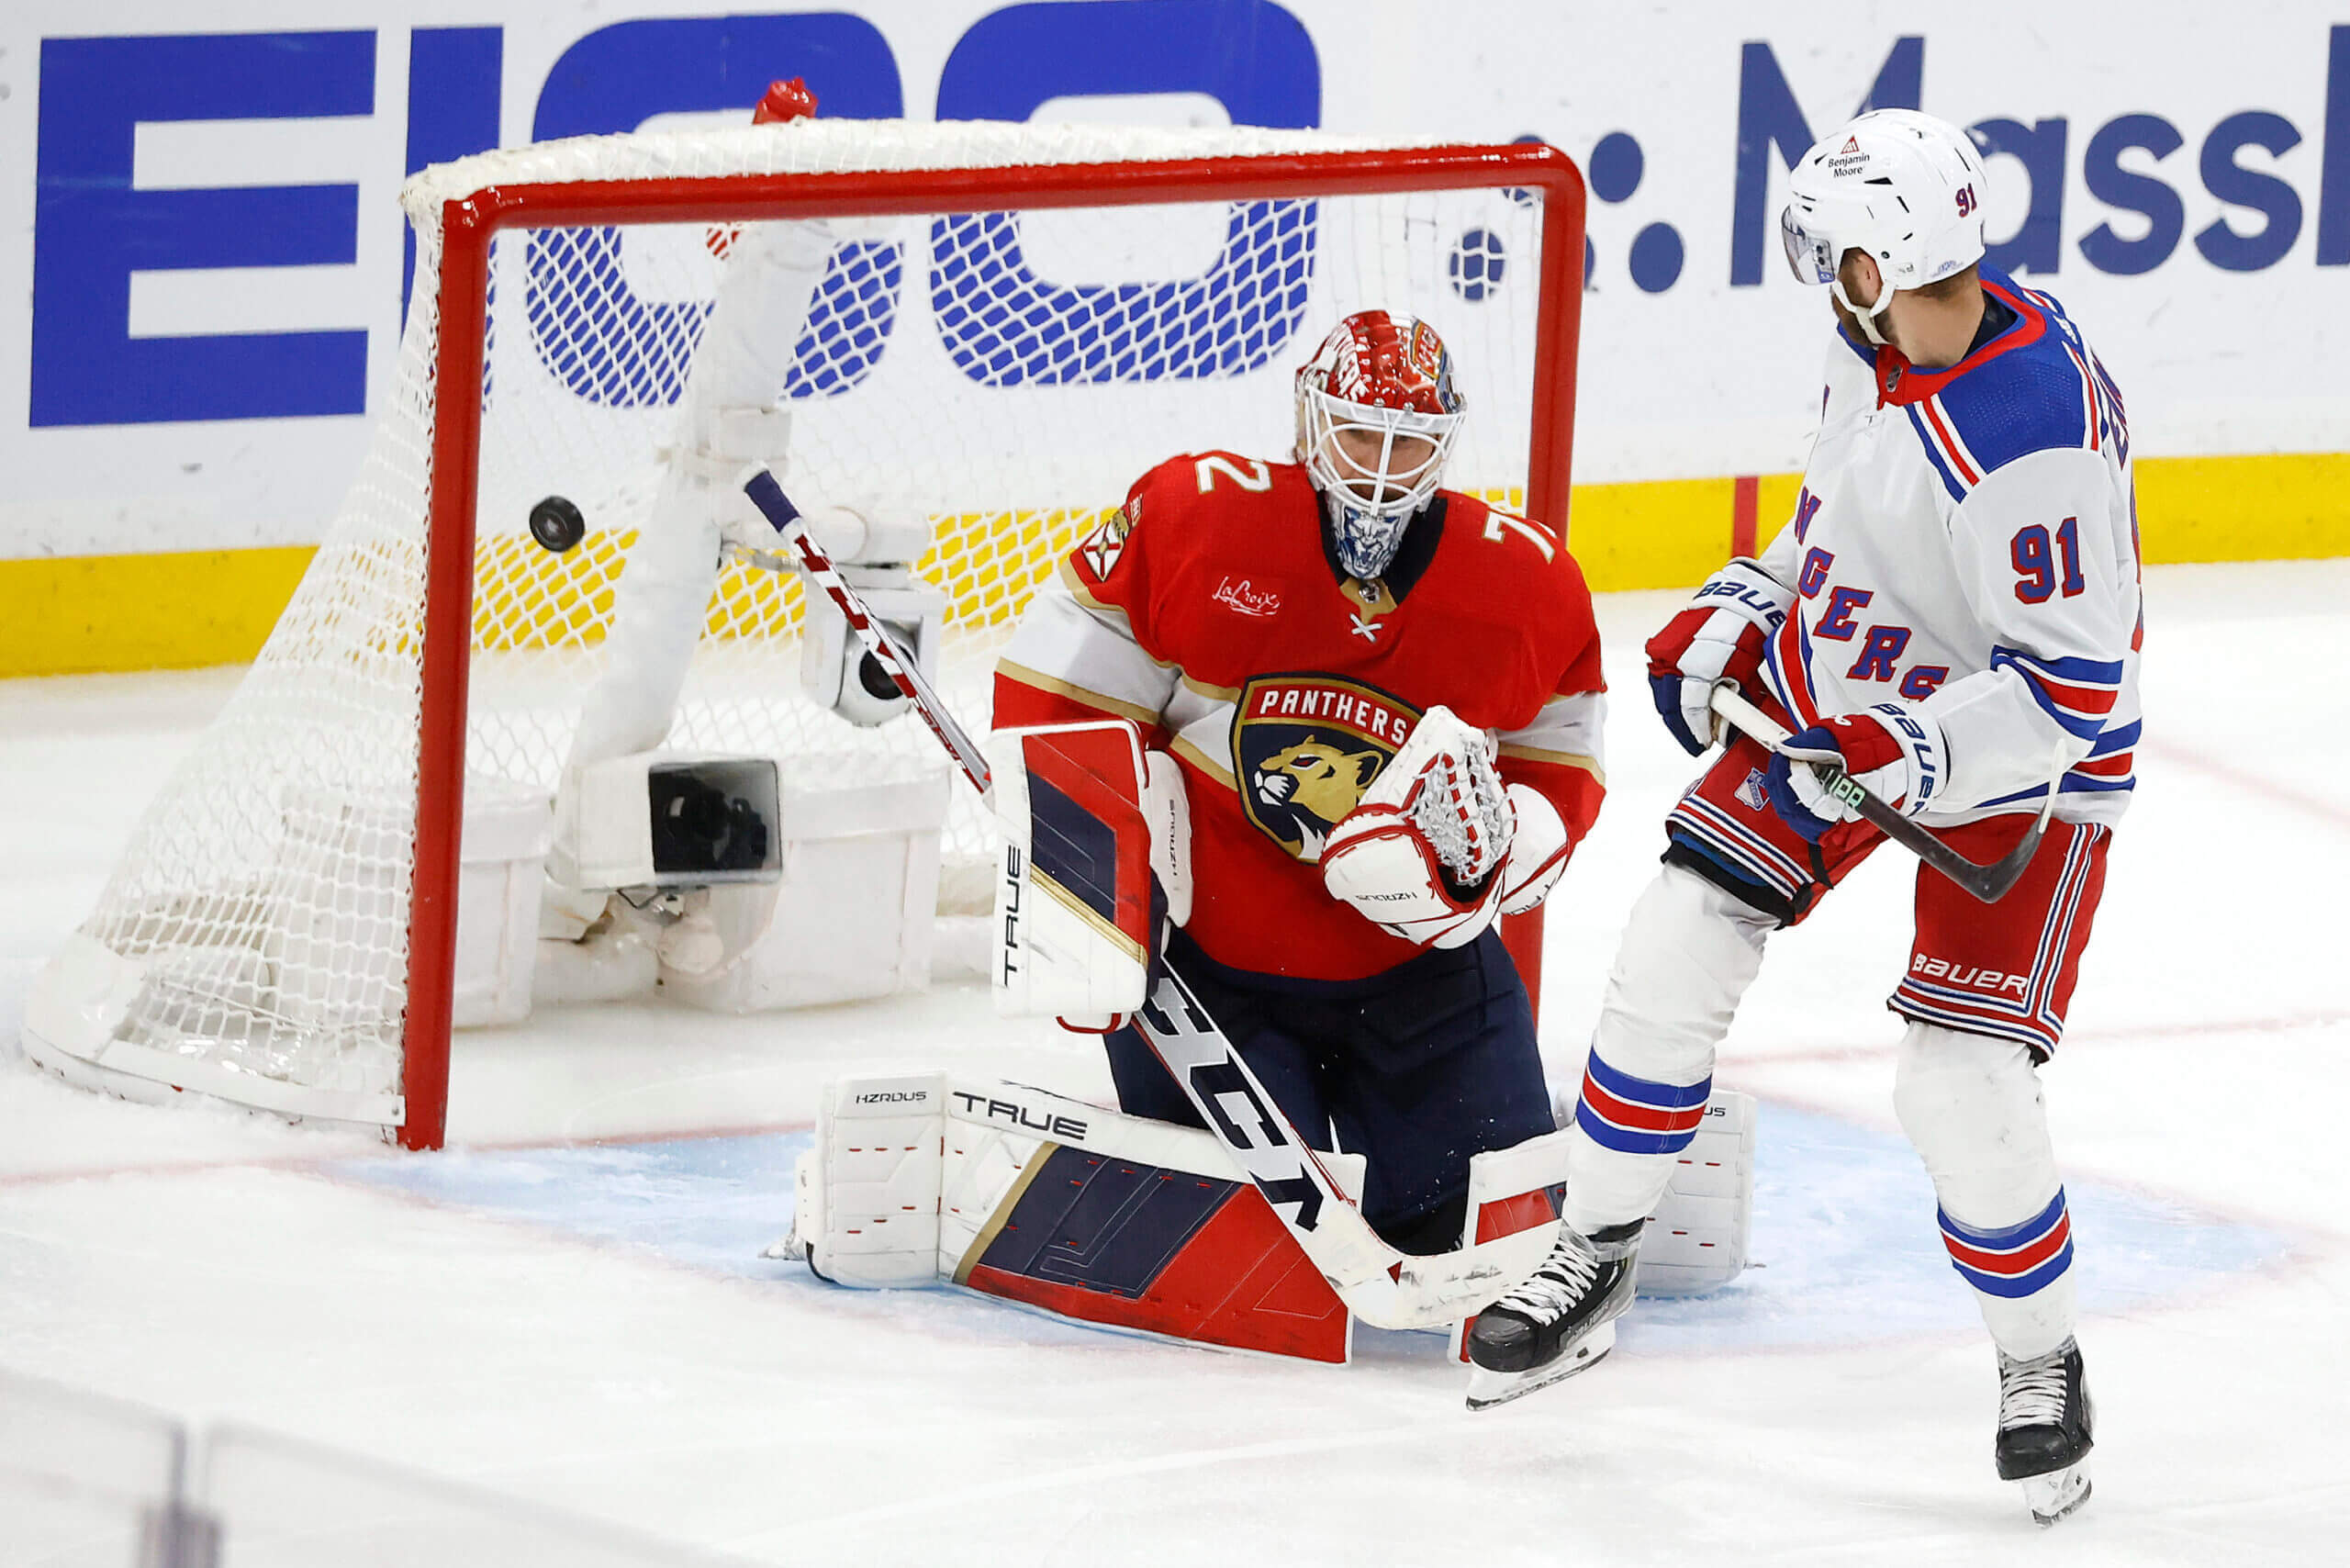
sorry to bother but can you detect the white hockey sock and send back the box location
[1893,1023,2077,1359]
[1563,865,1772,1234]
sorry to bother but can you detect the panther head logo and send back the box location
[1249,734,1385,859]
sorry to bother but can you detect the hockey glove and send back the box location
[987,721,1190,1030]
[1324,707,1572,948]
[1764,703,1950,842]
[1646,559,1791,756]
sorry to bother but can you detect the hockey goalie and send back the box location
[781,311,1756,1375]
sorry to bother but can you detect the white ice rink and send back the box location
[3,561,2345,1565]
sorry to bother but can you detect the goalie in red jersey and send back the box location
[990,310,1607,1256]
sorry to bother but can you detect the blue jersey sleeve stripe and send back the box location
[1993,646,2125,686]
[2089,720,2142,756]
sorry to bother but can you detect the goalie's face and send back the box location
[1315,419,1446,511]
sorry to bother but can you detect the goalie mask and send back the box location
[1294,311,1467,580]
[1779,108,1990,346]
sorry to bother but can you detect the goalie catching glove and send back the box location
[1321,705,1572,948]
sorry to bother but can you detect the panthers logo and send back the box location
[1250,736,1386,860]
[1232,675,1419,862]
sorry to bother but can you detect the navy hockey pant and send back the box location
[1102,927,1553,1256]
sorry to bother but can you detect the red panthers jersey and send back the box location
[994,453,1606,983]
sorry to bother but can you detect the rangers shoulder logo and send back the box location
[1736,767,1772,812]
[1232,674,1420,863]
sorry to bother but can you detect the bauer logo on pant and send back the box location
[1231,674,1418,863]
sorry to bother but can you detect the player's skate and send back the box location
[1996,1337,2094,1526]
[1463,1219,1641,1410]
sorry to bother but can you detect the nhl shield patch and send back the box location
[1231,674,1421,863]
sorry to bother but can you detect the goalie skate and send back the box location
[1997,1337,2094,1526]
[1463,1218,1642,1411]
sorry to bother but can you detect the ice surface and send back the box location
[2,562,2345,1565]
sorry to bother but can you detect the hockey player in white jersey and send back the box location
[1467,109,2135,1525]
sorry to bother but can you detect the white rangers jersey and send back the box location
[1760,266,2143,827]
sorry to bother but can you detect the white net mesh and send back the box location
[42,120,1561,1130]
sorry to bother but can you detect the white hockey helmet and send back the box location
[1294,310,1467,580]
[1779,108,1990,344]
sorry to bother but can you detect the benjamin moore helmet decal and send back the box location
[1231,674,1421,862]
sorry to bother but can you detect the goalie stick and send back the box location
[742,469,1560,1329]
[743,469,996,800]
[1708,685,2058,904]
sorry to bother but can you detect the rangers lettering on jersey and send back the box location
[1758,267,2143,828]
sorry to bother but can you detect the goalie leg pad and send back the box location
[1446,1094,1754,1361]
[790,1073,1350,1361]
[793,1073,948,1289]
[942,1081,1348,1362]
[1633,1089,1757,1296]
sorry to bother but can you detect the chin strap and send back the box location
[1831,275,1896,347]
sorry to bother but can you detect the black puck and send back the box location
[529,495,587,553]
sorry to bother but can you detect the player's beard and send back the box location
[1830,288,1863,341]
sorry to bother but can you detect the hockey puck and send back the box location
[529,495,587,554]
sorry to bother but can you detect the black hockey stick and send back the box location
[741,467,1557,1328]
[1709,686,2056,904]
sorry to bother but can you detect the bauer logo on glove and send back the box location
[1645,558,1793,757]
[1764,701,1951,843]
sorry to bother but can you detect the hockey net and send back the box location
[22,118,1583,1147]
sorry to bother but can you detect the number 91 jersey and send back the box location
[1761,266,2143,825]
[994,452,1606,983]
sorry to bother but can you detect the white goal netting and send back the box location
[23,119,1571,1139]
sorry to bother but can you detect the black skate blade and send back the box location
[1465,1323,1616,1411]
[2022,1465,2091,1527]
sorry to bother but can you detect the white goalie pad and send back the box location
[987,722,1189,1023]
[775,1072,1359,1360]
[777,1073,1750,1360]
[1633,1089,1758,1295]
[1445,1092,1755,1359]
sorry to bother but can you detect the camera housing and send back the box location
[565,753,782,890]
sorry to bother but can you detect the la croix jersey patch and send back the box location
[1232,673,1420,863]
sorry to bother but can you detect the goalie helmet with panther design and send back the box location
[1294,310,1467,580]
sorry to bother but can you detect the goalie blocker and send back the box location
[988,721,1191,1028]
[775,1073,1754,1363]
